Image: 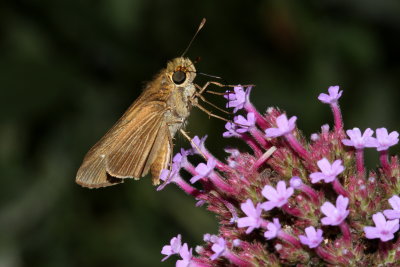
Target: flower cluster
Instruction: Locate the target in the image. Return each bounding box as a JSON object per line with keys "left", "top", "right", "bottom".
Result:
{"left": 159, "top": 85, "right": 400, "bottom": 266}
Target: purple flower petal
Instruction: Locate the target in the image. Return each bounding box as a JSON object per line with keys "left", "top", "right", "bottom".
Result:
{"left": 223, "top": 122, "right": 240, "bottom": 138}
{"left": 261, "top": 181, "right": 293, "bottom": 211}
{"left": 264, "top": 218, "right": 281, "bottom": 240}
{"left": 210, "top": 237, "right": 226, "bottom": 260}
{"left": 224, "top": 86, "right": 252, "bottom": 113}
{"left": 190, "top": 157, "right": 217, "bottom": 184}
{"left": 384, "top": 195, "right": 400, "bottom": 219}
{"left": 161, "top": 234, "right": 182, "bottom": 261}
{"left": 234, "top": 113, "right": 256, "bottom": 134}
{"left": 318, "top": 85, "right": 343, "bottom": 104}
{"left": 176, "top": 243, "right": 193, "bottom": 267}
{"left": 237, "top": 199, "right": 263, "bottom": 234}
{"left": 342, "top": 128, "right": 375, "bottom": 149}
{"left": 310, "top": 158, "right": 344, "bottom": 184}
{"left": 265, "top": 114, "right": 297, "bottom": 138}
{"left": 372, "top": 128, "right": 399, "bottom": 151}
{"left": 320, "top": 195, "right": 349, "bottom": 226}
{"left": 299, "top": 226, "right": 324, "bottom": 248}
{"left": 364, "top": 212, "right": 399, "bottom": 242}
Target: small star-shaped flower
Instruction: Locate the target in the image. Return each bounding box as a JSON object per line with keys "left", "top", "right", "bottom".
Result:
{"left": 265, "top": 114, "right": 297, "bottom": 138}
{"left": 176, "top": 243, "right": 193, "bottom": 267}
{"left": 237, "top": 199, "right": 263, "bottom": 234}
{"left": 191, "top": 135, "right": 208, "bottom": 154}
{"left": 264, "top": 218, "right": 282, "bottom": 240}
{"left": 320, "top": 195, "right": 349, "bottom": 226}
{"left": 383, "top": 195, "right": 400, "bottom": 220}
{"left": 161, "top": 234, "right": 182, "bottom": 261}
{"left": 224, "top": 85, "right": 251, "bottom": 113}
{"left": 371, "top": 128, "right": 399, "bottom": 151}
{"left": 342, "top": 128, "right": 375, "bottom": 149}
{"left": 234, "top": 112, "right": 256, "bottom": 133}
{"left": 190, "top": 157, "right": 217, "bottom": 184}
{"left": 364, "top": 212, "right": 399, "bottom": 242}
{"left": 223, "top": 122, "right": 240, "bottom": 138}
{"left": 318, "top": 85, "right": 343, "bottom": 104}
{"left": 310, "top": 158, "right": 344, "bottom": 183}
{"left": 261, "top": 181, "right": 294, "bottom": 211}
{"left": 210, "top": 237, "right": 226, "bottom": 260}
{"left": 299, "top": 226, "right": 324, "bottom": 248}
{"left": 157, "top": 163, "right": 181, "bottom": 191}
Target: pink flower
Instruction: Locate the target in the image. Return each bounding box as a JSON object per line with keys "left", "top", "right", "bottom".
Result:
{"left": 371, "top": 128, "right": 399, "bottom": 151}
{"left": 176, "top": 243, "right": 193, "bottom": 267}
{"left": 318, "top": 85, "right": 343, "bottom": 104}
{"left": 237, "top": 199, "right": 263, "bottom": 234}
{"left": 157, "top": 163, "right": 181, "bottom": 191}
{"left": 261, "top": 181, "right": 294, "bottom": 211}
{"left": 223, "top": 122, "right": 240, "bottom": 138}
{"left": 264, "top": 218, "right": 281, "bottom": 240}
{"left": 234, "top": 113, "right": 255, "bottom": 133}
{"left": 190, "top": 157, "right": 217, "bottom": 184}
{"left": 364, "top": 212, "right": 399, "bottom": 242}
{"left": 299, "top": 226, "right": 324, "bottom": 248}
{"left": 161, "top": 234, "right": 182, "bottom": 261}
{"left": 383, "top": 195, "right": 400, "bottom": 219}
{"left": 265, "top": 114, "right": 297, "bottom": 138}
{"left": 210, "top": 237, "right": 226, "bottom": 260}
{"left": 310, "top": 158, "right": 344, "bottom": 183}
{"left": 224, "top": 86, "right": 251, "bottom": 113}
{"left": 341, "top": 128, "right": 375, "bottom": 149}
{"left": 191, "top": 135, "right": 208, "bottom": 155}
{"left": 320, "top": 195, "right": 349, "bottom": 226}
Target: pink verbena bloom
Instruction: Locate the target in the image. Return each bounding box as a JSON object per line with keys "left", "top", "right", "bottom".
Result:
{"left": 161, "top": 234, "right": 182, "bottom": 261}
{"left": 261, "top": 181, "right": 294, "bottom": 211}
{"left": 371, "top": 128, "right": 399, "bottom": 151}
{"left": 341, "top": 128, "right": 375, "bottom": 149}
{"left": 265, "top": 114, "right": 297, "bottom": 138}
{"left": 264, "top": 218, "right": 281, "bottom": 240}
{"left": 173, "top": 148, "right": 193, "bottom": 167}
{"left": 237, "top": 199, "right": 263, "bottom": 234}
{"left": 383, "top": 195, "right": 400, "bottom": 219}
{"left": 310, "top": 158, "right": 344, "bottom": 183}
{"left": 191, "top": 135, "right": 207, "bottom": 154}
{"left": 223, "top": 122, "right": 240, "bottom": 137}
{"left": 364, "top": 212, "right": 399, "bottom": 242}
{"left": 210, "top": 237, "right": 226, "bottom": 260}
{"left": 176, "top": 243, "right": 193, "bottom": 267}
{"left": 299, "top": 226, "right": 324, "bottom": 248}
{"left": 318, "top": 85, "right": 343, "bottom": 104}
{"left": 190, "top": 157, "right": 217, "bottom": 184}
{"left": 157, "top": 163, "right": 181, "bottom": 191}
{"left": 320, "top": 195, "right": 349, "bottom": 226}
{"left": 224, "top": 85, "right": 250, "bottom": 113}
{"left": 234, "top": 112, "right": 255, "bottom": 133}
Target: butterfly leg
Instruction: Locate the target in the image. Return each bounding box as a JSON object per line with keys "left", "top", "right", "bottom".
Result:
{"left": 179, "top": 129, "right": 207, "bottom": 160}
{"left": 195, "top": 92, "right": 231, "bottom": 115}
{"left": 192, "top": 102, "right": 232, "bottom": 124}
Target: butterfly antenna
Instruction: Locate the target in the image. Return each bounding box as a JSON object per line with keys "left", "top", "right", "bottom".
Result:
{"left": 181, "top": 18, "right": 206, "bottom": 57}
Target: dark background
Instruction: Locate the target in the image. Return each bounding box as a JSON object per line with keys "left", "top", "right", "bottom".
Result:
{"left": 1, "top": 1, "right": 400, "bottom": 266}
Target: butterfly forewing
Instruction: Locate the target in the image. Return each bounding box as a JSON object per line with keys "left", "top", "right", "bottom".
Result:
{"left": 106, "top": 103, "right": 167, "bottom": 179}
{"left": 76, "top": 99, "right": 169, "bottom": 188}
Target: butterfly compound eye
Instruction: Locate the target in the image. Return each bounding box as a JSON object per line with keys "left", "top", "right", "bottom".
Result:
{"left": 172, "top": 71, "right": 186, "bottom": 85}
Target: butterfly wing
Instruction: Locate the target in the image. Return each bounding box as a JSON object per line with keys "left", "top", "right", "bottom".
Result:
{"left": 76, "top": 99, "right": 168, "bottom": 188}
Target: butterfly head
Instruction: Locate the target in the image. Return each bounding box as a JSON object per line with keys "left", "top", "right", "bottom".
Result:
{"left": 167, "top": 57, "right": 197, "bottom": 86}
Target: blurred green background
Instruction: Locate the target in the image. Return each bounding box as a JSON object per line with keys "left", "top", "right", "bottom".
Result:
{"left": 1, "top": 0, "right": 400, "bottom": 266}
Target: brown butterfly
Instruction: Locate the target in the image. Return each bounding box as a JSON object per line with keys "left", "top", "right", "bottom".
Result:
{"left": 76, "top": 20, "right": 213, "bottom": 188}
